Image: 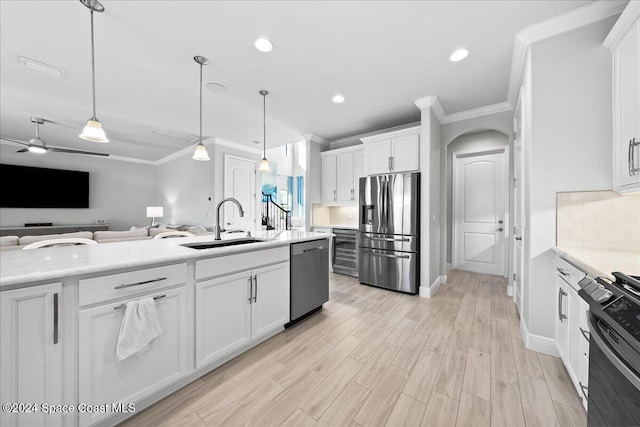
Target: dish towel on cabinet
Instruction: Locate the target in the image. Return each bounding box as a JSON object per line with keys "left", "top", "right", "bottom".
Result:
{"left": 115, "top": 297, "right": 163, "bottom": 362}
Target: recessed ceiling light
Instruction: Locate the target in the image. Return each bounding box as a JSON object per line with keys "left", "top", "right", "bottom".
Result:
{"left": 19, "top": 56, "right": 66, "bottom": 77}
{"left": 332, "top": 94, "right": 345, "bottom": 104}
{"left": 450, "top": 48, "right": 469, "bottom": 62}
{"left": 254, "top": 38, "right": 273, "bottom": 53}
{"left": 206, "top": 82, "right": 227, "bottom": 93}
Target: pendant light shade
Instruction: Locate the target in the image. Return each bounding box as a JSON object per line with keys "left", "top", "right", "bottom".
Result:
{"left": 192, "top": 55, "right": 211, "bottom": 161}
{"left": 79, "top": 0, "right": 108, "bottom": 143}
{"left": 259, "top": 90, "right": 271, "bottom": 172}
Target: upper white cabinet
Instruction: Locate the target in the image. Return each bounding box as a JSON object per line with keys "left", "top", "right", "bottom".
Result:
{"left": 605, "top": 3, "right": 640, "bottom": 193}
{"left": 1, "top": 283, "right": 63, "bottom": 427}
{"left": 361, "top": 126, "right": 420, "bottom": 175}
{"left": 321, "top": 146, "right": 364, "bottom": 205}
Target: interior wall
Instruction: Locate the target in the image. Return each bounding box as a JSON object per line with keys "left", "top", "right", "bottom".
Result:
{"left": 428, "top": 109, "right": 442, "bottom": 286}
{"left": 526, "top": 16, "right": 616, "bottom": 340}
{"left": 446, "top": 130, "right": 510, "bottom": 264}
{"left": 0, "top": 140, "right": 157, "bottom": 230}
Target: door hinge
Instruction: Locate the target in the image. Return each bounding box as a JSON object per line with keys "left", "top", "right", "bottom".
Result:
{"left": 513, "top": 177, "right": 517, "bottom": 188}
{"left": 513, "top": 273, "right": 517, "bottom": 282}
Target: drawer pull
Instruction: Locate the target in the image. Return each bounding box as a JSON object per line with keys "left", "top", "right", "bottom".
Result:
{"left": 113, "top": 294, "right": 166, "bottom": 310}
{"left": 115, "top": 277, "right": 167, "bottom": 289}
{"left": 53, "top": 293, "right": 59, "bottom": 345}
{"left": 580, "top": 327, "right": 590, "bottom": 342}
{"left": 303, "top": 246, "right": 324, "bottom": 253}
{"left": 556, "top": 267, "right": 569, "bottom": 277}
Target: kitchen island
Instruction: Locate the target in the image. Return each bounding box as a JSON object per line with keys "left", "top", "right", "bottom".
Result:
{"left": 0, "top": 231, "right": 330, "bottom": 427}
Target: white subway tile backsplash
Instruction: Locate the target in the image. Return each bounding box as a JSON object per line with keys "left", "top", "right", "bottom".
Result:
{"left": 557, "top": 191, "right": 640, "bottom": 252}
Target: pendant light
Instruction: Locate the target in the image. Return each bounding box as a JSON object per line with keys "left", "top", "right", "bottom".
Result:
{"left": 192, "top": 55, "right": 211, "bottom": 161}
{"left": 78, "top": 0, "right": 109, "bottom": 143}
{"left": 258, "top": 90, "right": 271, "bottom": 172}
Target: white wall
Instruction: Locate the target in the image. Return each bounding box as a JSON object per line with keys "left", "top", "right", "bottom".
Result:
{"left": 524, "top": 16, "right": 616, "bottom": 340}
{"left": 157, "top": 141, "right": 260, "bottom": 228}
{"left": 446, "top": 131, "right": 510, "bottom": 264}
{"left": 428, "top": 110, "right": 442, "bottom": 286}
{"left": 0, "top": 140, "right": 157, "bottom": 230}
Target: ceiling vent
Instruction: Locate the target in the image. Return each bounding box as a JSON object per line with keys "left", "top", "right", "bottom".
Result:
{"left": 151, "top": 128, "right": 201, "bottom": 143}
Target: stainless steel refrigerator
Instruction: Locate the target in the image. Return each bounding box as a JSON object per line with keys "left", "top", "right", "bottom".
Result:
{"left": 358, "top": 173, "right": 419, "bottom": 294}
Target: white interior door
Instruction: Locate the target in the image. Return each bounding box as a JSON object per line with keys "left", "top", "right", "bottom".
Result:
{"left": 224, "top": 155, "right": 256, "bottom": 230}
{"left": 513, "top": 92, "right": 526, "bottom": 312}
{"left": 453, "top": 150, "right": 507, "bottom": 275}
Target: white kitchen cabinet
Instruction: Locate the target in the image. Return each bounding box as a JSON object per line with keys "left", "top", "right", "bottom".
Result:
{"left": 605, "top": 4, "right": 640, "bottom": 193}
{"left": 251, "top": 262, "right": 290, "bottom": 339}
{"left": 321, "top": 146, "right": 364, "bottom": 205}
{"left": 0, "top": 283, "right": 63, "bottom": 427}
{"left": 554, "top": 255, "right": 590, "bottom": 410}
{"left": 322, "top": 154, "right": 337, "bottom": 203}
{"left": 79, "top": 286, "right": 188, "bottom": 426}
{"left": 361, "top": 126, "right": 420, "bottom": 175}
{"left": 195, "top": 271, "right": 252, "bottom": 368}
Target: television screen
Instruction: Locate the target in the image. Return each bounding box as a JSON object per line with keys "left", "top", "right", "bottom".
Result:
{"left": 0, "top": 164, "right": 89, "bottom": 208}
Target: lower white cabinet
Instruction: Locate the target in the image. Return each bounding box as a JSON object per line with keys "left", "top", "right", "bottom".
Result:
{"left": 555, "top": 256, "right": 590, "bottom": 410}
{"left": 78, "top": 286, "right": 188, "bottom": 426}
{"left": 0, "top": 283, "right": 63, "bottom": 427}
{"left": 195, "top": 261, "right": 289, "bottom": 368}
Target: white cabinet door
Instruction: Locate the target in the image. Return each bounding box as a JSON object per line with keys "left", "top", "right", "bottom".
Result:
{"left": 322, "top": 155, "right": 337, "bottom": 203}
{"left": 566, "top": 286, "right": 582, "bottom": 390}
{"left": 79, "top": 286, "right": 188, "bottom": 426}
{"left": 251, "top": 262, "right": 290, "bottom": 339}
{"left": 367, "top": 140, "right": 392, "bottom": 175}
{"left": 614, "top": 19, "right": 640, "bottom": 191}
{"left": 1, "top": 283, "right": 62, "bottom": 427}
{"left": 555, "top": 278, "right": 569, "bottom": 362}
{"left": 336, "top": 152, "right": 355, "bottom": 203}
{"left": 391, "top": 134, "right": 420, "bottom": 172}
{"left": 195, "top": 272, "right": 252, "bottom": 368}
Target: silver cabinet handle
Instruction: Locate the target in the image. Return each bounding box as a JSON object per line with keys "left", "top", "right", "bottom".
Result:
{"left": 248, "top": 276, "right": 253, "bottom": 304}
{"left": 303, "top": 246, "right": 324, "bottom": 252}
{"left": 113, "top": 294, "right": 166, "bottom": 310}
{"left": 580, "top": 327, "right": 590, "bottom": 342}
{"left": 366, "top": 236, "right": 410, "bottom": 242}
{"left": 556, "top": 268, "right": 569, "bottom": 277}
{"left": 390, "top": 156, "right": 394, "bottom": 170}
{"left": 558, "top": 288, "right": 567, "bottom": 321}
{"left": 362, "top": 249, "right": 410, "bottom": 259}
{"left": 115, "top": 277, "right": 167, "bottom": 289}
{"left": 388, "top": 156, "right": 392, "bottom": 171}
{"left": 579, "top": 382, "right": 588, "bottom": 400}
{"left": 53, "top": 293, "right": 59, "bottom": 345}
{"left": 253, "top": 275, "right": 258, "bottom": 303}
{"left": 631, "top": 137, "right": 640, "bottom": 175}
{"left": 333, "top": 189, "right": 336, "bottom": 201}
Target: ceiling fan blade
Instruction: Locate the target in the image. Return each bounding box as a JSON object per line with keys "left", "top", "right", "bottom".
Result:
{"left": 2, "top": 138, "right": 30, "bottom": 147}
{"left": 47, "top": 146, "right": 110, "bottom": 157}
{"left": 15, "top": 148, "right": 29, "bottom": 153}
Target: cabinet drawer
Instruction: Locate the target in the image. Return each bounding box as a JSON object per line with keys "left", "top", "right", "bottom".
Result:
{"left": 79, "top": 263, "right": 187, "bottom": 307}
{"left": 554, "top": 256, "right": 585, "bottom": 291}
{"left": 196, "top": 247, "right": 288, "bottom": 281}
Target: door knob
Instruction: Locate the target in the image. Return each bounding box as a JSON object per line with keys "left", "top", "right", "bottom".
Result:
{"left": 495, "top": 228, "right": 504, "bottom": 232}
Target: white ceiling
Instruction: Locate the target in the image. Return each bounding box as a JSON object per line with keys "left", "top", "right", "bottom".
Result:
{"left": 0, "top": 0, "right": 593, "bottom": 162}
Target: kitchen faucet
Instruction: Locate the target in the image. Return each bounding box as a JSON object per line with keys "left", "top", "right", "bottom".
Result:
{"left": 215, "top": 198, "right": 245, "bottom": 240}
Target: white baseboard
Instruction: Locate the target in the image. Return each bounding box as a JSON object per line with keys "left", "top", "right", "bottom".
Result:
{"left": 520, "top": 317, "right": 559, "bottom": 357}
{"left": 419, "top": 275, "right": 445, "bottom": 298}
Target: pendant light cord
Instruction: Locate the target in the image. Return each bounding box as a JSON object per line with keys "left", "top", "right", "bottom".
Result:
{"left": 263, "top": 93, "right": 266, "bottom": 158}
{"left": 90, "top": 8, "right": 96, "bottom": 119}
{"left": 199, "top": 62, "right": 203, "bottom": 144}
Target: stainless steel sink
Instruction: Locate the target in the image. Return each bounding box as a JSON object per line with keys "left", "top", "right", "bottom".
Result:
{"left": 181, "top": 238, "right": 267, "bottom": 250}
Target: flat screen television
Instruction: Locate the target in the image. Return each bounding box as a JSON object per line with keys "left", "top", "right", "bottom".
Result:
{"left": 0, "top": 164, "right": 89, "bottom": 208}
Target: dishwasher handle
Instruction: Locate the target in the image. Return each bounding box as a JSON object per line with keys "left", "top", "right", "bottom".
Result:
{"left": 303, "top": 246, "right": 324, "bottom": 253}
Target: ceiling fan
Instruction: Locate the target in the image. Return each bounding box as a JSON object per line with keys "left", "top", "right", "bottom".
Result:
{"left": 3, "top": 117, "right": 110, "bottom": 157}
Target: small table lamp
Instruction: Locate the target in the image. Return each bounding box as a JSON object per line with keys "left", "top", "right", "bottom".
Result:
{"left": 146, "top": 206, "right": 164, "bottom": 226}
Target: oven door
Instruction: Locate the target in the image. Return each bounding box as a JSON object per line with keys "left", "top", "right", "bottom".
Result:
{"left": 587, "top": 315, "right": 640, "bottom": 427}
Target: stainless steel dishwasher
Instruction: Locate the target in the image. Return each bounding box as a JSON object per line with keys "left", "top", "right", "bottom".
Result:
{"left": 289, "top": 238, "right": 329, "bottom": 325}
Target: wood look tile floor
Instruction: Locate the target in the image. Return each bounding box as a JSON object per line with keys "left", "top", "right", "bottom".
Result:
{"left": 121, "top": 271, "right": 586, "bottom": 427}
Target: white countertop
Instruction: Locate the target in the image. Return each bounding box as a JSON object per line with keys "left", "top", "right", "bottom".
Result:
{"left": 0, "top": 231, "right": 331, "bottom": 290}
{"left": 553, "top": 247, "right": 640, "bottom": 280}
{"left": 312, "top": 224, "right": 359, "bottom": 230}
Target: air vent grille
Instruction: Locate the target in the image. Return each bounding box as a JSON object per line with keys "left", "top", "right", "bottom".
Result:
{"left": 151, "top": 128, "right": 200, "bottom": 143}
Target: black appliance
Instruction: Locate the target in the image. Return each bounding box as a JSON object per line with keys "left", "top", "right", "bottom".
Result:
{"left": 579, "top": 272, "right": 640, "bottom": 427}
{"left": 0, "top": 164, "right": 89, "bottom": 208}
{"left": 332, "top": 228, "right": 358, "bottom": 277}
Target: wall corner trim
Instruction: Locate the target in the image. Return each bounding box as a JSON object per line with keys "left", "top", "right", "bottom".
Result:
{"left": 415, "top": 96, "right": 445, "bottom": 124}
{"left": 303, "top": 133, "right": 330, "bottom": 146}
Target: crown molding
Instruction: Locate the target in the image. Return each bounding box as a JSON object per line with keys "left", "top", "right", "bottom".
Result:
{"left": 108, "top": 155, "right": 157, "bottom": 165}
{"left": 302, "top": 133, "right": 330, "bottom": 146}
{"left": 155, "top": 137, "right": 215, "bottom": 165}
{"left": 415, "top": 96, "right": 446, "bottom": 123}
{"left": 441, "top": 101, "right": 513, "bottom": 124}
{"left": 507, "top": 0, "right": 627, "bottom": 106}
{"left": 604, "top": 0, "right": 640, "bottom": 48}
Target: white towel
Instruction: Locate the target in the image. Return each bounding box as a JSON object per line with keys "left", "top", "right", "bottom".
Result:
{"left": 115, "top": 297, "right": 163, "bottom": 362}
